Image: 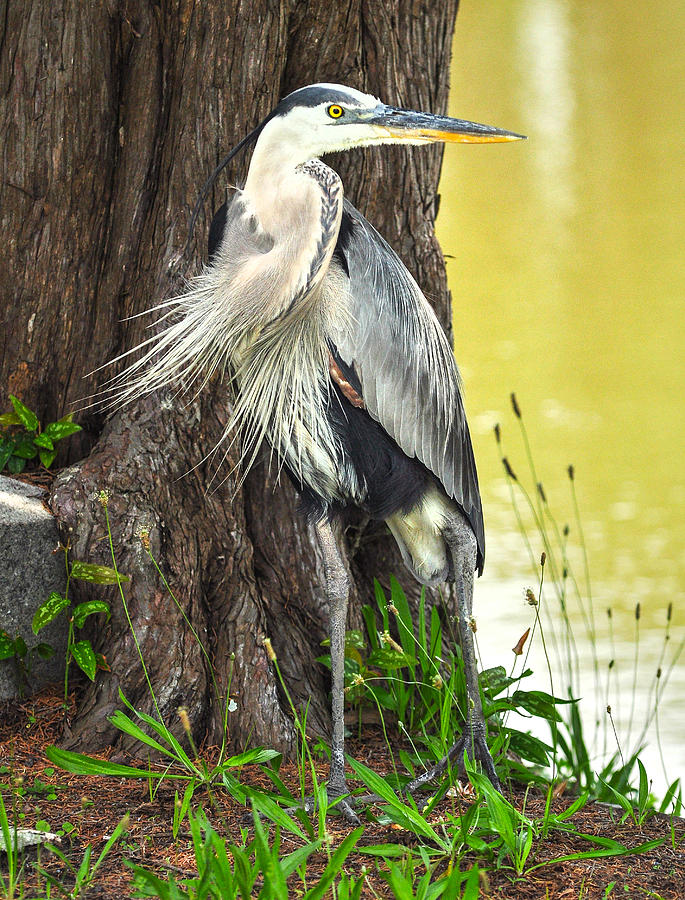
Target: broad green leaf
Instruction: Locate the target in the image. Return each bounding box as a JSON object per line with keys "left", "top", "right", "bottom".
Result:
{"left": 33, "top": 433, "right": 54, "bottom": 450}
{"left": 10, "top": 395, "right": 39, "bottom": 431}
{"left": 510, "top": 689, "right": 567, "bottom": 722}
{"left": 508, "top": 728, "right": 552, "bottom": 766}
{"left": 45, "top": 745, "right": 175, "bottom": 780}
{"left": 42, "top": 416, "right": 82, "bottom": 441}
{"left": 70, "top": 640, "right": 97, "bottom": 681}
{"left": 368, "top": 647, "right": 415, "bottom": 669}
{"left": 7, "top": 453, "right": 28, "bottom": 472}
{"left": 108, "top": 710, "right": 185, "bottom": 762}
{"left": 33, "top": 592, "right": 70, "bottom": 633}
{"left": 358, "top": 843, "right": 415, "bottom": 858}
{"left": 226, "top": 747, "right": 281, "bottom": 767}
{"left": 249, "top": 792, "right": 308, "bottom": 840}
{"left": 14, "top": 635, "right": 27, "bottom": 657}
{"left": 0, "top": 412, "right": 22, "bottom": 426}
{"left": 72, "top": 600, "right": 111, "bottom": 628}
{"left": 70, "top": 561, "right": 130, "bottom": 584}
{"left": 349, "top": 758, "right": 447, "bottom": 846}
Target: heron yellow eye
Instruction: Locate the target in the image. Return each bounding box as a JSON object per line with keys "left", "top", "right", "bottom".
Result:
{"left": 327, "top": 104, "right": 344, "bottom": 119}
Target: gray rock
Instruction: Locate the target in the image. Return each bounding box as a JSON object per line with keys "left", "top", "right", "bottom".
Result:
{"left": 0, "top": 475, "right": 68, "bottom": 700}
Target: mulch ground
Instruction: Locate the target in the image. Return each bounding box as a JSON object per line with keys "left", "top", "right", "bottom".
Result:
{"left": 1, "top": 688, "right": 683, "bottom": 899}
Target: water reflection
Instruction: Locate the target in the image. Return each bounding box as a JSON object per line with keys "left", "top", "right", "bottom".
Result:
{"left": 437, "top": 0, "right": 685, "bottom": 791}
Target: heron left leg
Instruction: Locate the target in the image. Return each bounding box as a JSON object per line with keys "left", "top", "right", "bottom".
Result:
{"left": 405, "top": 513, "right": 501, "bottom": 794}
{"left": 315, "top": 519, "right": 360, "bottom": 824}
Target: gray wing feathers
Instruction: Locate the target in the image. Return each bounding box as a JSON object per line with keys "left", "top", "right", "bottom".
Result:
{"left": 331, "top": 201, "right": 483, "bottom": 545}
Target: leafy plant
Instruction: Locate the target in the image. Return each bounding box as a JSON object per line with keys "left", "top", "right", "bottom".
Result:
{"left": 30, "top": 544, "right": 123, "bottom": 706}
{"left": 128, "top": 805, "right": 362, "bottom": 899}
{"left": 0, "top": 395, "right": 81, "bottom": 473}
{"left": 38, "top": 814, "right": 130, "bottom": 899}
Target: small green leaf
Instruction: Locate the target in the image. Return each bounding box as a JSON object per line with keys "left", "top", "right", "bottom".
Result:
{"left": 33, "top": 433, "right": 54, "bottom": 450}
{"left": 12, "top": 437, "right": 38, "bottom": 459}
{"left": 0, "top": 412, "right": 22, "bottom": 427}
{"left": 0, "top": 630, "right": 17, "bottom": 660}
{"left": 70, "top": 640, "right": 97, "bottom": 681}
{"left": 7, "top": 455, "right": 26, "bottom": 474}
{"left": 13, "top": 635, "right": 28, "bottom": 658}
{"left": 72, "top": 600, "right": 111, "bottom": 629}
{"left": 0, "top": 441, "right": 14, "bottom": 471}
{"left": 31, "top": 642, "right": 55, "bottom": 660}
{"left": 70, "top": 561, "right": 130, "bottom": 584}
{"left": 39, "top": 448, "right": 57, "bottom": 468}
{"left": 9, "top": 396, "right": 39, "bottom": 431}
{"left": 33, "top": 592, "right": 70, "bottom": 633}
{"left": 35, "top": 820, "right": 51, "bottom": 832}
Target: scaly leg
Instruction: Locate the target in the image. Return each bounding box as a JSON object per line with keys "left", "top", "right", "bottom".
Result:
{"left": 315, "top": 520, "right": 360, "bottom": 824}
{"left": 405, "top": 513, "right": 501, "bottom": 794}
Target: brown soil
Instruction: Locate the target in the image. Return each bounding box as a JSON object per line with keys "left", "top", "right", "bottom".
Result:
{"left": 1, "top": 687, "right": 683, "bottom": 899}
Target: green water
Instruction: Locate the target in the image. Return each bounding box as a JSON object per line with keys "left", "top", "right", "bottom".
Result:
{"left": 437, "top": 1, "right": 685, "bottom": 790}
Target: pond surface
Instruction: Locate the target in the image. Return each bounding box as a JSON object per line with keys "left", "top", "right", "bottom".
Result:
{"left": 436, "top": 0, "right": 685, "bottom": 793}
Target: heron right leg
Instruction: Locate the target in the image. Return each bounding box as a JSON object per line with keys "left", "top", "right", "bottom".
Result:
{"left": 405, "top": 514, "right": 501, "bottom": 794}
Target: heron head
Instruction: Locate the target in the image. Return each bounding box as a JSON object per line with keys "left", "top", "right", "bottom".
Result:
{"left": 257, "top": 83, "right": 525, "bottom": 162}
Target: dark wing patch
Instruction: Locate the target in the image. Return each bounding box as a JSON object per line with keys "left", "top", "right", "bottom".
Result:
{"left": 330, "top": 202, "right": 485, "bottom": 570}
{"left": 208, "top": 202, "right": 228, "bottom": 261}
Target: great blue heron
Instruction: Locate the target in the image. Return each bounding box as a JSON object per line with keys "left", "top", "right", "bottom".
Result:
{"left": 108, "top": 83, "right": 524, "bottom": 822}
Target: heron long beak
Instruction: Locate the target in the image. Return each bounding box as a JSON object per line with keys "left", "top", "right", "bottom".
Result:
{"left": 367, "top": 105, "right": 525, "bottom": 144}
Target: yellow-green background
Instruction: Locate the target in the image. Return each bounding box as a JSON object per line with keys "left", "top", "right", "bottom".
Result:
{"left": 437, "top": 0, "right": 684, "bottom": 789}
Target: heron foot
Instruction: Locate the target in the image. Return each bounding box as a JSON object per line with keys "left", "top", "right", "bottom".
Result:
{"left": 284, "top": 778, "right": 361, "bottom": 826}
{"left": 404, "top": 727, "right": 501, "bottom": 797}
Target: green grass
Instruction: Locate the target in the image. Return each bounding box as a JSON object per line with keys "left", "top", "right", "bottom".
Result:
{"left": 1, "top": 396, "right": 683, "bottom": 898}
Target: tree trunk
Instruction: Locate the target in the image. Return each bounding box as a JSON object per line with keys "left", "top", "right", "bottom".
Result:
{"left": 1, "top": 0, "right": 459, "bottom": 754}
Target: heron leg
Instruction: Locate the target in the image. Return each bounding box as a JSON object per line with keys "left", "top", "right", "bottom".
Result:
{"left": 315, "top": 519, "right": 360, "bottom": 824}
{"left": 405, "top": 514, "right": 501, "bottom": 795}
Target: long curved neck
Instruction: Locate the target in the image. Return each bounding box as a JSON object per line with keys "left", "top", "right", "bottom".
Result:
{"left": 242, "top": 146, "right": 344, "bottom": 309}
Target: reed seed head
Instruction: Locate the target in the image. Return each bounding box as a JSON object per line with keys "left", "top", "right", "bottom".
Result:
{"left": 563, "top": 524, "right": 570, "bottom": 537}
{"left": 608, "top": 659, "right": 614, "bottom": 669}
{"left": 537, "top": 482, "right": 547, "bottom": 503}
{"left": 635, "top": 602, "right": 641, "bottom": 621}
{"left": 510, "top": 392, "right": 521, "bottom": 418}
{"left": 98, "top": 488, "right": 111, "bottom": 508}
{"left": 567, "top": 465, "right": 575, "bottom": 481}
{"left": 494, "top": 423, "right": 501, "bottom": 445}
{"left": 388, "top": 603, "right": 398, "bottom": 615}
{"left": 656, "top": 667, "right": 662, "bottom": 679}
{"left": 502, "top": 457, "right": 518, "bottom": 481}
{"left": 137, "top": 526, "right": 151, "bottom": 551}
{"left": 262, "top": 636, "right": 277, "bottom": 661}
{"left": 540, "top": 551, "right": 546, "bottom": 568}
{"left": 432, "top": 673, "right": 443, "bottom": 690}
{"left": 525, "top": 588, "right": 538, "bottom": 607}
{"left": 667, "top": 602, "right": 673, "bottom": 622}
{"left": 468, "top": 615, "right": 477, "bottom": 633}
{"left": 381, "top": 631, "right": 403, "bottom": 654}
{"left": 177, "top": 706, "right": 191, "bottom": 735}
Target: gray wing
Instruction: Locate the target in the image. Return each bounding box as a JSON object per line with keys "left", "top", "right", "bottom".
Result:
{"left": 331, "top": 200, "right": 484, "bottom": 563}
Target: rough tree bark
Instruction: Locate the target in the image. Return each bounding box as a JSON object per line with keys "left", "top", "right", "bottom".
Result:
{"left": 1, "top": 0, "right": 460, "bottom": 754}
